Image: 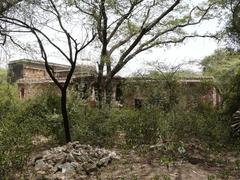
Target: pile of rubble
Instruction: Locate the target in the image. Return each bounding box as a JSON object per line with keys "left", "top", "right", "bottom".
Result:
{"left": 28, "top": 141, "right": 120, "bottom": 179}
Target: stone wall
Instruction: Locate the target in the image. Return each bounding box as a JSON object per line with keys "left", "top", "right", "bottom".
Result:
{"left": 122, "top": 77, "right": 219, "bottom": 108}
{"left": 23, "top": 67, "right": 46, "bottom": 80}
{"left": 18, "top": 82, "right": 60, "bottom": 100}
{"left": 9, "top": 59, "right": 98, "bottom": 101}
{"left": 8, "top": 59, "right": 220, "bottom": 107}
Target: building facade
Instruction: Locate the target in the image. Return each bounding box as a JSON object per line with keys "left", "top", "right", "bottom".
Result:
{"left": 8, "top": 59, "right": 220, "bottom": 107}
{"left": 8, "top": 59, "right": 123, "bottom": 106}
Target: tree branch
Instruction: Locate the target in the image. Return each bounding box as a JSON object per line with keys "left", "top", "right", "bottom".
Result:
{"left": 107, "top": 1, "right": 142, "bottom": 43}
{"left": 117, "top": 0, "right": 181, "bottom": 66}
{"left": 111, "top": 34, "right": 217, "bottom": 78}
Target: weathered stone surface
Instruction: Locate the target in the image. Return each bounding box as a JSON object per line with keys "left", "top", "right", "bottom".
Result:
{"left": 28, "top": 141, "right": 120, "bottom": 179}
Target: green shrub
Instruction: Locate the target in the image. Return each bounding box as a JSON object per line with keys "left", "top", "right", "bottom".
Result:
{"left": 118, "top": 108, "right": 165, "bottom": 147}
{"left": 0, "top": 86, "right": 62, "bottom": 177}
{"left": 67, "top": 91, "right": 118, "bottom": 147}
{"left": 12, "top": 88, "right": 62, "bottom": 140}
{"left": 0, "top": 84, "right": 31, "bottom": 177}
{"left": 0, "top": 81, "right": 239, "bottom": 178}
{"left": 169, "top": 107, "right": 232, "bottom": 148}
{"left": 0, "top": 115, "right": 32, "bottom": 177}
{"left": 0, "top": 84, "right": 19, "bottom": 120}
{"left": 70, "top": 106, "right": 118, "bottom": 147}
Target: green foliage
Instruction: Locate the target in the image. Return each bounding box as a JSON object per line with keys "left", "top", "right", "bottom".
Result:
{"left": 0, "top": 77, "right": 239, "bottom": 178}
{"left": 0, "top": 68, "right": 7, "bottom": 83}
{"left": 0, "top": 84, "right": 19, "bottom": 119}
{"left": 202, "top": 49, "right": 240, "bottom": 79}
{"left": 0, "top": 86, "right": 61, "bottom": 177}
{"left": 225, "top": 0, "right": 240, "bottom": 49}
{"left": 0, "top": 115, "right": 32, "bottom": 177}
{"left": 221, "top": 70, "right": 240, "bottom": 115}
{"left": 12, "top": 87, "right": 62, "bottom": 138}
{"left": 70, "top": 107, "right": 118, "bottom": 147}
{"left": 118, "top": 108, "right": 162, "bottom": 147}
{"left": 67, "top": 88, "right": 230, "bottom": 149}
{"left": 0, "top": 84, "right": 30, "bottom": 177}
{"left": 170, "top": 106, "right": 232, "bottom": 147}
{"left": 68, "top": 91, "right": 118, "bottom": 147}
{"left": 201, "top": 49, "right": 240, "bottom": 112}
{"left": 123, "top": 72, "right": 215, "bottom": 112}
{"left": 103, "top": 103, "right": 234, "bottom": 149}
{"left": 122, "top": 75, "right": 180, "bottom": 111}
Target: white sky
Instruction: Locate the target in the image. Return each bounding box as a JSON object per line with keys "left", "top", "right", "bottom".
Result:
{"left": 79, "top": 13, "right": 224, "bottom": 76}
{"left": 0, "top": 0, "right": 226, "bottom": 76}
{"left": 119, "top": 36, "right": 221, "bottom": 76}
{"left": 119, "top": 17, "right": 224, "bottom": 76}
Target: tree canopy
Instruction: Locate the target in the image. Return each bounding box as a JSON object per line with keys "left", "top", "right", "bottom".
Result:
{"left": 225, "top": 0, "right": 240, "bottom": 48}
{"left": 201, "top": 48, "right": 240, "bottom": 111}
{"left": 202, "top": 48, "right": 240, "bottom": 78}
{"left": 71, "top": 0, "right": 219, "bottom": 105}
{"left": 0, "top": 0, "right": 22, "bottom": 15}
{"left": 0, "top": 0, "right": 95, "bottom": 142}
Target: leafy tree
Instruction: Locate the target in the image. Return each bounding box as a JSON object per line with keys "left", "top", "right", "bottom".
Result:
{"left": 201, "top": 48, "right": 240, "bottom": 108}
{"left": 202, "top": 48, "right": 240, "bottom": 76}
{"left": 146, "top": 62, "right": 182, "bottom": 110}
{"left": 225, "top": 0, "right": 240, "bottom": 49}
{"left": 0, "top": 0, "right": 23, "bottom": 45}
{"left": 0, "top": 0, "right": 23, "bottom": 15}
{"left": 73, "top": 0, "right": 219, "bottom": 106}
{"left": 0, "top": 68, "right": 7, "bottom": 83}
{"left": 0, "top": 0, "right": 95, "bottom": 143}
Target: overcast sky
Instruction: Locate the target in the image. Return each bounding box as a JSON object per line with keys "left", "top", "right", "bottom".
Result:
{"left": 0, "top": 34, "right": 221, "bottom": 76}
{"left": 118, "top": 17, "right": 224, "bottom": 76}
{"left": 0, "top": 0, "right": 225, "bottom": 76}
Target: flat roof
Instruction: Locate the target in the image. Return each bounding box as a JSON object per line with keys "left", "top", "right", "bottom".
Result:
{"left": 8, "top": 59, "right": 70, "bottom": 68}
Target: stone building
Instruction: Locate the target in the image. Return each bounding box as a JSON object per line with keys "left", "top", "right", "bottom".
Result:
{"left": 8, "top": 59, "right": 122, "bottom": 105}
{"left": 8, "top": 59, "right": 220, "bottom": 107}
{"left": 121, "top": 76, "right": 220, "bottom": 108}
{"left": 9, "top": 60, "right": 62, "bottom": 99}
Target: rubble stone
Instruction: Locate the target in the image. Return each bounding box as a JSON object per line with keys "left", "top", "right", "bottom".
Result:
{"left": 28, "top": 141, "right": 120, "bottom": 179}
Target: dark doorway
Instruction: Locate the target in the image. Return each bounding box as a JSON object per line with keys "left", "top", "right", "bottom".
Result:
{"left": 20, "top": 87, "right": 25, "bottom": 99}
{"left": 116, "top": 84, "right": 123, "bottom": 101}
{"left": 135, "top": 99, "right": 143, "bottom": 109}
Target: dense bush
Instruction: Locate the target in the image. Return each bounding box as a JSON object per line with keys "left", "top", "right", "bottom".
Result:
{"left": 118, "top": 108, "right": 163, "bottom": 147}
{"left": 67, "top": 87, "right": 237, "bottom": 149}
{"left": 169, "top": 106, "right": 232, "bottom": 148}
{"left": 0, "top": 84, "right": 19, "bottom": 119}
{"left": 0, "top": 80, "right": 239, "bottom": 178}
{"left": 0, "top": 84, "right": 30, "bottom": 177}
{"left": 0, "top": 115, "right": 32, "bottom": 176}
{"left": 68, "top": 92, "right": 118, "bottom": 147}
{"left": 115, "top": 105, "right": 234, "bottom": 149}
{"left": 0, "top": 86, "right": 61, "bottom": 177}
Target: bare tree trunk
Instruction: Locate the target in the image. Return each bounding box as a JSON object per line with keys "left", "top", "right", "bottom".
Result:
{"left": 97, "top": 64, "right": 104, "bottom": 108}
{"left": 61, "top": 88, "right": 71, "bottom": 143}
{"left": 105, "top": 80, "right": 112, "bottom": 106}
{"left": 105, "top": 57, "right": 112, "bottom": 106}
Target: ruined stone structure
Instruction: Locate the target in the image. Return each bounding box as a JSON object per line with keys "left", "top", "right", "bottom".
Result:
{"left": 8, "top": 59, "right": 122, "bottom": 105}
{"left": 8, "top": 59, "right": 71, "bottom": 99}
{"left": 8, "top": 59, "right": 220, "bottom": 107}
{"left": 122, "top": 77, "right": 220, "bottom": 108}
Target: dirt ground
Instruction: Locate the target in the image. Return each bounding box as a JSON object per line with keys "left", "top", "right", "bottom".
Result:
{"left": 19, "top": 141, "right": 240, "bottom": 180}
{"left": 92, "top": 148, "right": 240, "bottom": 180}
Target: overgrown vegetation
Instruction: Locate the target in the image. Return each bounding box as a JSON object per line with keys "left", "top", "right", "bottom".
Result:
{"left": 1, "top": 65, "right": 240, "bottom": 178}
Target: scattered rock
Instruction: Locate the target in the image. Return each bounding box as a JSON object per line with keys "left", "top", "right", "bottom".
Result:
{"left": 28, "top": 141, "right": 120, "bottom": 179}
{"left": 32, "top": 135, "right": 50, "bottom": 145}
